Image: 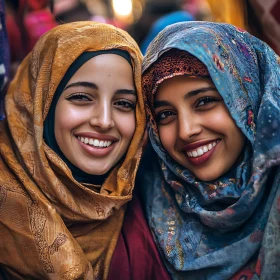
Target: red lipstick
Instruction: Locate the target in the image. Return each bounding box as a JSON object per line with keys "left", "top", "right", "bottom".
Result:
{"left": 180, "top": 139, "right": 220, "bottom": 152}
{"left": 187, "top": 145, "right": 217, "bottom": 165}
{"left": 182, "top": 139, "right": 221, "bottom": 166}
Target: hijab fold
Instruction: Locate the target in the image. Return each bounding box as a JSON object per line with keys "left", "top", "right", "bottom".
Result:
{"left": 0, "top": 21, "right": 145, "bottom": 279}
{"left": 141, "top": 21, "right": 280, "bottom": 280}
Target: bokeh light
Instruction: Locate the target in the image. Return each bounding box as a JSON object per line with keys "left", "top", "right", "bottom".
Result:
{"left": 112, "top": 0, "right": 133, "bottom": 17}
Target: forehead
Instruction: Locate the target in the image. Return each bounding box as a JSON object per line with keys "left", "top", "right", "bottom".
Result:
{"left": 74, "top": 54, "right": 131, "bottom": 73}
{"left": 66, "top": 54, "right": 134, "bottom": 85}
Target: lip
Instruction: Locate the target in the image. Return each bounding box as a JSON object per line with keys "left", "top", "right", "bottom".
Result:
{"left": 76, "top": 136, "right": 116, "bottom": 157}
{"left": 180, "top": 138, "right": 221, "bottom": 152}
{"left": 74, "top": 132, "right": 118, "bottom": 142}
{"left": 184, "top": 139, "right": 221, "bottom": 166}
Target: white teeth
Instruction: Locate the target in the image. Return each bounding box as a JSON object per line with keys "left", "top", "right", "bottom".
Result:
{"left": 77, "top": 136, "right": 113, "bottom": 148}
{"left": 187, "top": 141, "right": 219, "bottom": 158}
{"left": 192, "top": 151, "right": 198, "bottom": 157}
{"left": 197, "top": 148, "right": 203, "bottom": 156}
{"left": 93, "top": 139, "right": 99, "bottom": 146}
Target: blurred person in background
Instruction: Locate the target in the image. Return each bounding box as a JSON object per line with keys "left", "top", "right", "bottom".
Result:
{"left": 0, "top": 0, "right": 10, "bottom": 120}
{"left": 128, "top": 1, "right": 183, "bottom": 51}
{"left": 207, "top": 0, "right": 280, "bottom": 55}
{"left": 207, "top": 0, "right": 247, "bottom": 29}
{"left": 245, "top": 0, "right": 280, "bottom": 55}
{"left": 181, "top": 0, "right": 212, "bottom": 21}
{"left": 5, "top": 0, "right": 56, "bottom": 77}
{"left": 140, "top": 10, "right": 194, "bottom": 54}
{"left": 54, "top": 0, "right": 92, "bottom": 23}
{"left": 128, "top": 0, "right": 212, "bottom": 54}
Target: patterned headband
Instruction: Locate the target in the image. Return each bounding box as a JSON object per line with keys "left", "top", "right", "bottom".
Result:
{"left": 142, "top": 48, "right": 209, "bottom": 105}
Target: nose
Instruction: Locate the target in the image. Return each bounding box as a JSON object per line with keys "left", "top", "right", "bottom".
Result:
{"left": 89, "top": 100, "right": 114, "bottom": 130}
{"left": 177, "top": 111, "right": 202, "bottom": 141}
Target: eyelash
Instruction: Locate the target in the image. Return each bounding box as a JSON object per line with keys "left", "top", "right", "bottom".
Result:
{"left": 196, "top": 96, "right": 219, "bottom": 107}
{"left": 66, "top": 93, "right": 91, "bottom": 101}
{"left": 114, "top": 99, "right": 135, "bottom": 110}
{"left": 155, "top": 111, "right": 175, "bottom": 123}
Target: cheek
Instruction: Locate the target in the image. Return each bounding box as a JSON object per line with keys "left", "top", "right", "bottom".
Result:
{"left": 207, "top": 108, "right": 246, "bottom": 154}
{"left": 229, "top": 123, "right": 246, "bottom": 152}
{"left": 116, "top": 114, "right": 136, "bottom": 141}
{"left": 204, "top": 107, "right": 234, "bottom": 133}
{"left": 159, "top": 125, "right": 176, "bottom": 151}
{"left": 55, "top": 104, "right": 87, "bottom": 132}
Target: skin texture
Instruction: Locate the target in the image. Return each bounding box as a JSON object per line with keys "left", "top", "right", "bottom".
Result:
{"left": 55, "top": 54, "right": 137, "bottom": 175}
{"left": 154, "top": 76, "right": 246, "bottom": 181}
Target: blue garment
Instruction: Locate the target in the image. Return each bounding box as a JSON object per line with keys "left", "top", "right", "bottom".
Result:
{"left": 141, "top": 22, "right": 280, "bottom": 279}
{"left": 140, "top": 11, "right": 194, "bottom": 54}
{"left": 0, "top": 0, "right": 9, "bottom": 120}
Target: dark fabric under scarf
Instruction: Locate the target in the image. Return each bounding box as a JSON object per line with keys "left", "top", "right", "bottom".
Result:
{"left": 43, "top": 49, "right": 132, "bottom": 185}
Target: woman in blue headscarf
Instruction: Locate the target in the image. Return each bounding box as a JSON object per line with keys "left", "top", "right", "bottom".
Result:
{"left": 140, "top": 21, "right": 280, "bottom": 280}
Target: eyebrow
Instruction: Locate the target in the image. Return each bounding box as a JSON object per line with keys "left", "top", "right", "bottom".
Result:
{"left": 185, "top": 86, "right": 217, "bottom": 99}
{"left": 64, "top": 81, "right": 97, "bottom": 91}
{"left": 115, "top": 89, "right": 136, "bottom": 96}
{"left": 64, "top": 81, "right": 136, "bottom": 96}
{"left": 154, "top": 86, "right": 217, "bottom": 109}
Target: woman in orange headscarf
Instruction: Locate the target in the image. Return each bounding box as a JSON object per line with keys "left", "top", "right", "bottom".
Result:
{"left": 0, "top": 21, "right": 147, "bottom": 279}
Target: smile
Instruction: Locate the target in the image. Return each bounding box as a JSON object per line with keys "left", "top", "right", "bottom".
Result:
{"left": 182, "top": 139, "right": 221, "bottom": 166}
{"left": 187, "top": 140, "right": 219, "bottom": 158}
{"left": 77, "top": 136, "right": 112, "bottom": 148}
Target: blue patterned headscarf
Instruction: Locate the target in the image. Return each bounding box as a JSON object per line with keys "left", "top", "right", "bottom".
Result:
{"left": 141, "top": 21, "right": 280, "bottom": 280}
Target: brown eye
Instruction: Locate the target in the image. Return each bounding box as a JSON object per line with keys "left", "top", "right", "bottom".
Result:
{"left": 196, "top": 96, "right": 219, "bottom": 107}
{"left": 66, "top": 93, "right": 92, "bottom": 101}
{"left": 114, "top": 99, "right": 135, "bottom": 111}
{"left": 155, "top": 110, "right": 175, "bottom": 123}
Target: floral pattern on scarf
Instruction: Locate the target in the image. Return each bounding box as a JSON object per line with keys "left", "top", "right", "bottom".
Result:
{"left": 141, "top": 21, "right": 280, "bottom": 280}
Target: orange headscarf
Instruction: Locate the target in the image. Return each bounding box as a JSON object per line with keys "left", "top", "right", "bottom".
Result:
{"left": 0, "top": 21, "right": 145, "bottom": 279}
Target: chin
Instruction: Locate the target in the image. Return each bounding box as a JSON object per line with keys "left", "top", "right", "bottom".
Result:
{"left": 193, "top": 168, "right": 228, "bottom": 182}
{"left": 194, "top": 174, "right": 217, "bottom": 182}
{"left": 89, "top": 169, "right": 110, "bottom": 176}
{"left": 79, "top": 166, "right": 111, "bottom": 176}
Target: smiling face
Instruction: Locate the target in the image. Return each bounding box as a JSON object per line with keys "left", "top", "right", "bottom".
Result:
{"left": 55, "top": 54, "right": 136, "bottom": 175}
{"left": 154, "top": 75, "right": 246, "bottom": 181}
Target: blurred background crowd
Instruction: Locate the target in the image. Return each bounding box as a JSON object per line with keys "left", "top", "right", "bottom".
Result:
{"left": 0, "top": 0, "right": 280, "bottom": 118}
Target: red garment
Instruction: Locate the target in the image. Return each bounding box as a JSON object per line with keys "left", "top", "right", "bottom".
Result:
{"left": 109, "top": 194, "right": 170, "bottom": 280}
{"left": 27, "top": 0, "right": 50, "bottom": 11}
{"left": 6, "top": 0, "right": 56, "bottom": 58}
{"left": 24, "top": 9, "right": 57, "bottom": 52}
{"left": 5, "top": 13, "right": 24, "bottom": 62}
